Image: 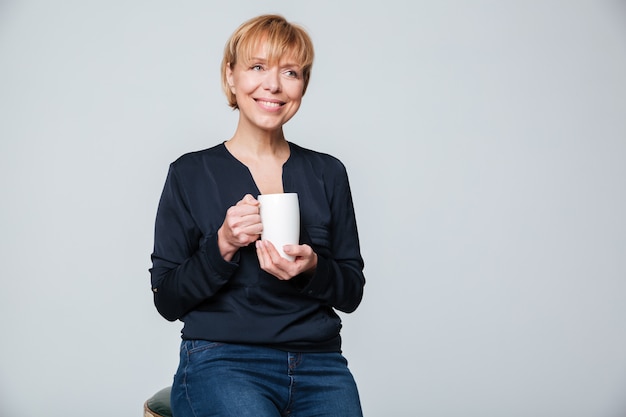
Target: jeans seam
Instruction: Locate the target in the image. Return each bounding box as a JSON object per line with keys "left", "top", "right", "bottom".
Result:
{"left": 284, "top": 352, "right": 301, "bottom": 415}
{"left": 182, "top": 341, "right": 200, "bottom": 417}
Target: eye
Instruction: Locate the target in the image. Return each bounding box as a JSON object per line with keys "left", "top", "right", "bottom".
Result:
{"left": 284, "top": 69, "right": 299, "bottom": 78}
{"left": 251, "top": 64, "right": 264, "bottom": 71}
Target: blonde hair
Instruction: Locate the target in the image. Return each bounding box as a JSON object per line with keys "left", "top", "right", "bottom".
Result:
{"left": 221, "top": 14, "right": 315, "bottom": 109}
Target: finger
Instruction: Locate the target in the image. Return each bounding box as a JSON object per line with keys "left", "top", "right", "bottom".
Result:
{"left": 241, "top": 222, "right": 263, "bottom": 237}
{"left": 257, "top": 241, "right": 291, "bottom": 280}
{"left": 240, "top": 194, "right": 259, "bottom": 206}
{"left": 255, "top": 240, "right": 267, "bottom": 269}
{"left": 282, "top": 244, "right": 303, "bottom": 257}
{"left": 235, "top": 202, "right": 260, "bottom": 216}
{"left": 283, "top": 244, "right": 317, "bottom": 273}
{"left": 227, "top": 204, "right": 260, "bottom": 226}
{"left": 266, "top": 242, "right": 299, "bottom": 278}
{"left": 225, "top": 212, "right": 260, "bottom": 232}
{"left": 262, "top": 240, "right": 286, "bottom": 264}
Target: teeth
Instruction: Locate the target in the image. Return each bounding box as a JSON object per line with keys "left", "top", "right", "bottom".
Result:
{"left": 258, "top": 100, "right": 281, "bottom": 108}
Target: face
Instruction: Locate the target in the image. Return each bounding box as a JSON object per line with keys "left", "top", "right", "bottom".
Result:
{"left": 226, "top": 42, "right": 305, "bottom": 134}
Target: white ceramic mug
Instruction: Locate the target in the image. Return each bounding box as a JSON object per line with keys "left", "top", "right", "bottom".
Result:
{"left": 258, "top": 193, "right": 300, "bottom": 261}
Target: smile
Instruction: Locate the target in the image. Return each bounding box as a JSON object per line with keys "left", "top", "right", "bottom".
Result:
{"left": 255, "top": 99, "right": 284, "bottom": 108}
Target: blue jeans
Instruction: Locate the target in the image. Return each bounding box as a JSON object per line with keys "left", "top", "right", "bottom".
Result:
{"left": 171, "top": 340, "right": 363, "bottom": 417}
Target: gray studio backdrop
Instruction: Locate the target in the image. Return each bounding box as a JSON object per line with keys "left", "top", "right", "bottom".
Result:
{"left": 1, "top": 1, "right": 625, "bottom": 416}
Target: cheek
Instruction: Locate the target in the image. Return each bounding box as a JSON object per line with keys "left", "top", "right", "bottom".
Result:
{"left": 287, "top": 99, "right": 302, "bottom": 117}
{"left": 286, "top": 83, "right": 305, "bottom": 101}
{"left": 232, "top": 73, "right": 258, "bottom": 94}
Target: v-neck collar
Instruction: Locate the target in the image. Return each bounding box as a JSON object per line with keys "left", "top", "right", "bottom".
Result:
{"left": 219, "top": 141, "right": 295, "bottom": 195}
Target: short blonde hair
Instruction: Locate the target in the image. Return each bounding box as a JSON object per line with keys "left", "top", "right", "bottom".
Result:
{"left": 221, "top": 14, "right": 315, "bottom": 109}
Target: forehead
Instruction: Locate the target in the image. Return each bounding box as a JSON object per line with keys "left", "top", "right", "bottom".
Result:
{"left": 246, "top": 42, "right": 299, "bottom": 64}
{"left": 238, "top": 34, "right": 305, "bottom": 67}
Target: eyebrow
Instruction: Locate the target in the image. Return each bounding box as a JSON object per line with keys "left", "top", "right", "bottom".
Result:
{"left": 249, "top": 56, "right": 301, "bottom": 68}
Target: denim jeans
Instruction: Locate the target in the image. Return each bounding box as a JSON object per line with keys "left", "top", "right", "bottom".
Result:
{"left": 171, "top": 340, "right": 363, "bottom": 417}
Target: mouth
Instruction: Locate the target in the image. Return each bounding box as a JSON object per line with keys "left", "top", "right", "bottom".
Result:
{"left": 255, "top": 99, "right": 285, "bottom": 109}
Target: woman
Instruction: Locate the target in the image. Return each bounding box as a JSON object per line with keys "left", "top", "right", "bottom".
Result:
{"left": 150, "top": 14, "right": 365, "bottom": 417}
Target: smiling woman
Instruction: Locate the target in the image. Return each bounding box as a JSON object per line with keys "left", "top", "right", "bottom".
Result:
{"left": 221, "top": 14, "right": 315, "bottom": 110}
{"left": 224, "top": 43, "right": 305, "bottom": 141}
{"left": 149, "top": 14, "right": 365, "bottom": 417}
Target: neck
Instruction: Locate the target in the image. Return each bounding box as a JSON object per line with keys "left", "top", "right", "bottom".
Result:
{"left": 227, "top": 124, "right": 288, "bottom": 158}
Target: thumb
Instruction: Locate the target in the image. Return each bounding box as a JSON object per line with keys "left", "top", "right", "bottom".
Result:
{"left": 243, "top": 194, "right": 259, "bottom": 205}
{"left": 283, "top": 244, "right": 303, "bottom": 256}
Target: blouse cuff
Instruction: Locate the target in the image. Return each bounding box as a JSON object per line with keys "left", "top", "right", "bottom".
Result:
{"left": 201, "top": 232, "right": 239, "bottom": 275}
{"left": 297, "top": 255, "right": 331, "bottom": 298}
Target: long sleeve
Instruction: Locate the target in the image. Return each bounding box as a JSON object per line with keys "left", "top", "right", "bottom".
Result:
{"left": 150, "top": 164, "right": 237, "bottom": 321}
{"left": 296, "top": 159, "right": 365, "bottom": 313}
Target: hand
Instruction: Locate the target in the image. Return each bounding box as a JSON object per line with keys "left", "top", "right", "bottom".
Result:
{"left": 217, "top": 194, "right": 262, "bottom": 261}
{"left": 255, "top": 240, "right": 318, "bottom": 280}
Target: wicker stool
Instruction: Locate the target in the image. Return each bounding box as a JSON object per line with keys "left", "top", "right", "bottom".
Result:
{"left": 143, "top": 386, "right": 172, "bottom": 417}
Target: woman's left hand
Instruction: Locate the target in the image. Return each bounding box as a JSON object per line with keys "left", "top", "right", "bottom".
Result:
{"left": 255, "top": 241, "right": 318, "bottom": 280}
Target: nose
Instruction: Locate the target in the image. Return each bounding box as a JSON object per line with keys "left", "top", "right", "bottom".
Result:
{"left": 263, "top": 68, "right": 281, "bottom": 93}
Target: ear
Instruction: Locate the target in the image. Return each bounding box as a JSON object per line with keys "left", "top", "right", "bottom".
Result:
{"left": 226, "top": 63, "right": 235, "bottom": 94}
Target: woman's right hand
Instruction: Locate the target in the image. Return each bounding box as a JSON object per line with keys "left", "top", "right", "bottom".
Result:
{"left": 217, "top": 194, "right": 262, "bottom": 261}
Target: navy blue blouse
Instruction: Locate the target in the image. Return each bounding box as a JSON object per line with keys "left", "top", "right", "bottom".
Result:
{"left": 150, "top": 142, "right": 365, "bottom": 352}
